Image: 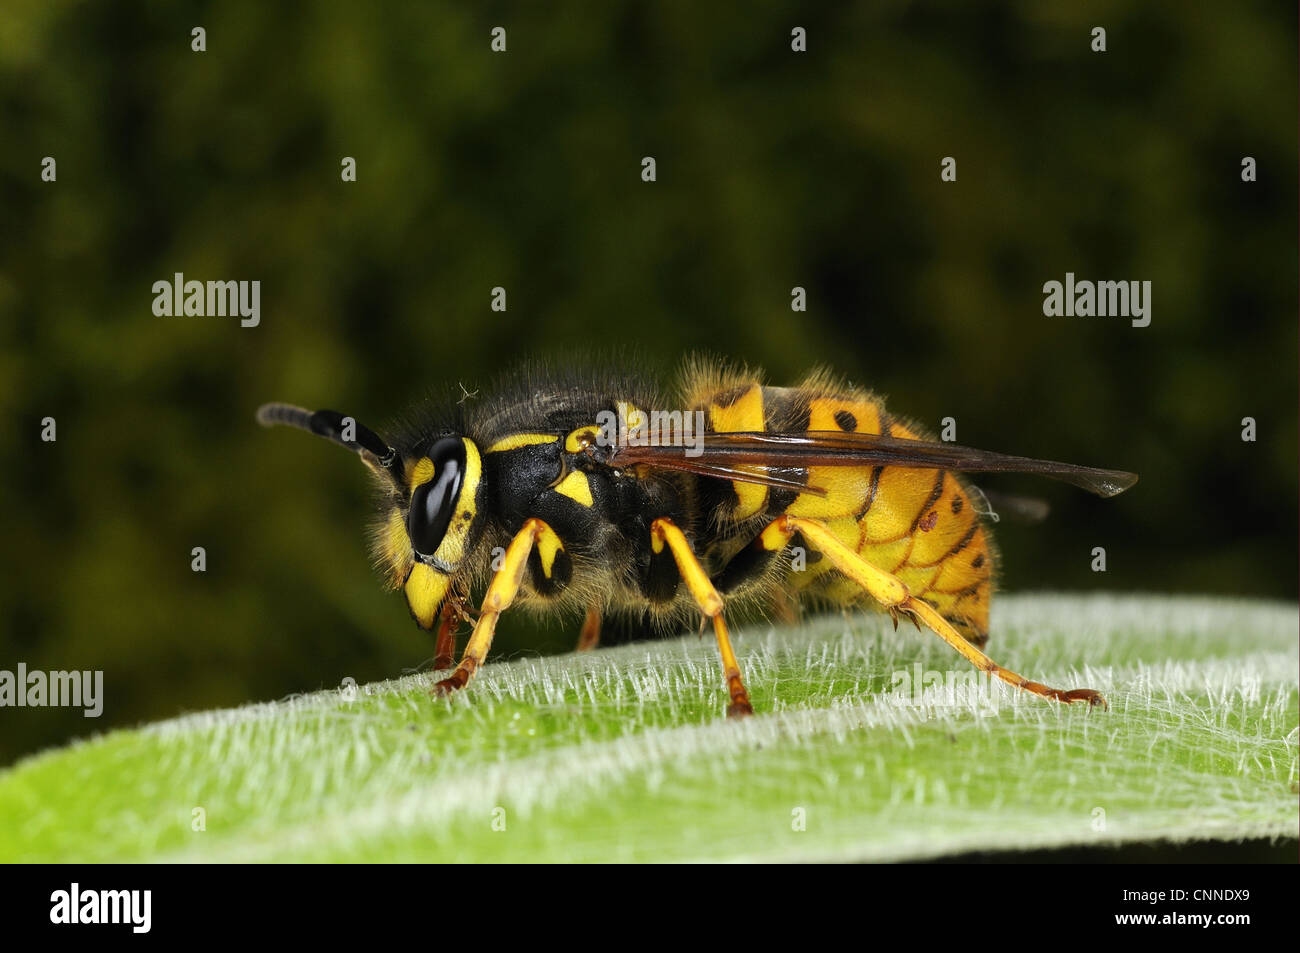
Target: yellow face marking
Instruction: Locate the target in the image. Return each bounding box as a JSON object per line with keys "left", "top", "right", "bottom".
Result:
{"left": 379, "top": 508, "right": 414, "bottom": 586}
{"left": 382, "top": 508, "right": 407, "bottom": 558}
{"left": 407, "top": 456, "right": 436, "bottom": 489}
{"left": 535, "top": 524, "right": 565, "bottom": 578}
{"left": 553, "top": 470, "right": 594, "bottom": 507}
{"left": 485, "top": 433, "right": 558, "bottom": 454}
{"left": 708, "top": 384, "right": 767, "bottom": 520}
{"left": 404, "top": 563, "right": 449, "bottom": 629}
{"left": 430, "top": 438, "right": 482, "bottom": 568}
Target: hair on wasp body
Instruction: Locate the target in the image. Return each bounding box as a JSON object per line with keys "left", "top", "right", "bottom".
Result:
{"left": 257, "top": 357, "right": 1137, "bottom": 718}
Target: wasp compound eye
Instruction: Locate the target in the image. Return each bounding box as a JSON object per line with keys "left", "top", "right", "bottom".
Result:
{"left": 407, "top": 437, "right": 467, "bottom": 559}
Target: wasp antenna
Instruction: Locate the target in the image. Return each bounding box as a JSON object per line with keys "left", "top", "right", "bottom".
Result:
{"left": 256, "top": 402, "right": 315, "bottom": 431}
{"left": 256, "top": 402, "right": 400, "bottom": 472}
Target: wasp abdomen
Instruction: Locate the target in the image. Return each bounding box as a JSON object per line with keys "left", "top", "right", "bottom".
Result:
{"left": 689, "top": 376, "right": 995, "bottom": 646}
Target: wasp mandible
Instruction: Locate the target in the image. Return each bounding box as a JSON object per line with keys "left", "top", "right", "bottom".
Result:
{"left": 258, "top": 358, "right": 1137, "bottom": 718}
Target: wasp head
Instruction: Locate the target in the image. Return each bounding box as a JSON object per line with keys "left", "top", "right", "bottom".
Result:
{"left": 257, "top": 403, "right": 488, "bottom": 630}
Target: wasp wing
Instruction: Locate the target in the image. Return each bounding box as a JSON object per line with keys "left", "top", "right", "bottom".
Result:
{"left": 609, "top": 430, "right": 1138, "bottom": 498}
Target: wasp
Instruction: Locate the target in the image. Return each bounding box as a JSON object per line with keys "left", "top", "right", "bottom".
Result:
{"left": 257, "top": 358, "right": 1137, "bottom": 718}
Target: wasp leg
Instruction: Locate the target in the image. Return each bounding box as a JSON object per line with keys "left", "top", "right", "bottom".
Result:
{"left": 432, "top": 518, "right": 554, "bottom": 697}
{"left": 649, "top": 517, "right": 754, "bottom": 719}
{"left": 755, "top": 515, "right": 1106, "bottom": 709}
{"left": 432, "top": 601, "right": 460, "bottom": 671}
{"left": 576, "top": 604, "right": 601, "bottom": 652}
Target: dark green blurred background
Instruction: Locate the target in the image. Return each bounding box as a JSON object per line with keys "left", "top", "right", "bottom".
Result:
{"left": 1, "top": 1, "right": 1295, "bottom": 766}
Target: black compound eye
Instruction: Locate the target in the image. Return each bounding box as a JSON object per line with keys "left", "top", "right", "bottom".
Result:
{"left": 407, "top": 437, "right": 467, "bottom": 558}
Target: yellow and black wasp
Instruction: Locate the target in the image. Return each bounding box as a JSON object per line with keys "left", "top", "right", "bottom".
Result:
{"left": 257, "top": 358, "right": 1137, "bottom": 718}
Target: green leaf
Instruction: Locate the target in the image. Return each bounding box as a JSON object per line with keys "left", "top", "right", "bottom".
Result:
{"left": 1, "top": 595, "right": 1295, "bottom": 862}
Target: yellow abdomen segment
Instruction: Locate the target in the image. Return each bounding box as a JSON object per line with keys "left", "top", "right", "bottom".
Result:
{"left": 705, "top": 383, "right": 769, "bottom": 521}
{"left": 782, "top": 391, "right": 994, "bottom": 644}
{"left": 681, "top": 365, "right": 997, "bottom": 645}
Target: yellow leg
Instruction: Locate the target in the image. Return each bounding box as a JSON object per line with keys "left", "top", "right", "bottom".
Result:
{"left": 758, "top": 515, "right": 1106, "bottom": 708}
{"left": 650, "top": 517, "right": 754, "bottom": 718}
{"left": 433, "top": 518, "right": 551, "bottom": 696}
{"left": 576, "top": 604, "right": 602, "bottom": 652}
